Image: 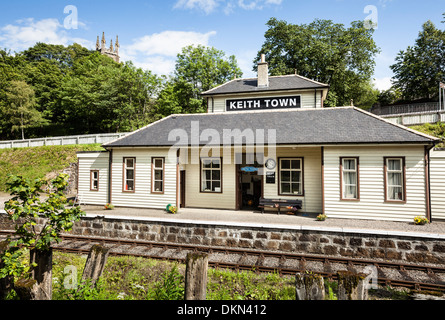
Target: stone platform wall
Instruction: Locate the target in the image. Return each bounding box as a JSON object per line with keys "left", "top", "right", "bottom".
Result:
{"left": 2, "top": 214, "right": 445, "bottom": 266}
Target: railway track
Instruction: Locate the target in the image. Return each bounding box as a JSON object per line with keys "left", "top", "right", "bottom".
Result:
{"left": 2, "top": 231, "right": 445, "bottom": 293}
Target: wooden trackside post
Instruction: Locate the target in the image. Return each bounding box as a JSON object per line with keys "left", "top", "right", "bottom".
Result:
{"left": 14, "top": 248, "right": 53, "bottom": 300}
{"left": 82, "top": 245, "right": 110, "bottom": 285}
{"left": 295, "top": 273, "right": 325, "bottom": 300}
{"left": 337, "top": 271, "right": 369, "bottom": 300}
{"left": 185, "top": 252, "right": 208, "bottom": 300}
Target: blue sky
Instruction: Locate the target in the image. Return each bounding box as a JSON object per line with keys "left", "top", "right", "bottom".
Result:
{"left": 0, "top": 0, "right": 443, "bottom": 90}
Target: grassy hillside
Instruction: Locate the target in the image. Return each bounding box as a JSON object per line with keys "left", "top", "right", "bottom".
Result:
{"left": 411, "top": 123, "right": 445, "bottom": 148}
{"left": 0, "top": 144, "right": 105, "bottom": 192}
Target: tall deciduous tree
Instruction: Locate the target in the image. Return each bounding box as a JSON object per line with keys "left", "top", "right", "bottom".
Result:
{"left": 390, "top": 20, "right": 445, "bottom": 101}
{"left": 255, "top": 18, "right": 380, "bottom": 108}
{"left": 3, "top": 80, "right": 46, "bottom": 140}
{"left": 171, "top": 45, "right": 242, "bottom": 114}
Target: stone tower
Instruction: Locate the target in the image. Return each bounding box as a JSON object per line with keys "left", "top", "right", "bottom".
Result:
{"left": 96, "top": 32, "right": 120, "bottom": 63}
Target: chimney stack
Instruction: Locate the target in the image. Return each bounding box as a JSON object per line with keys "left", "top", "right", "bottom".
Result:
{"left": 257, "top": 54, "right": 269, "bottom": 88}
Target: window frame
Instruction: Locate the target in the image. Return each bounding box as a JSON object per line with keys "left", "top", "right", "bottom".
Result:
{"left": 90, "top": 170, "right": 99, "bottom": 192}
{"left": 151, "top": 157, "right": 165, "bottom": 194}
{"left": 340, "top": 157, "right": 360, "bottom": 201}
{"left": 200, "top": 157, "right": 223, "bottom": 194}
{"left": 384, "top": 157, "right": 406, "bottom": 203}
{"left": 123, "top": 157, "right": 136, "bottom": 193}
{"left": 278, "top": 157, "right": 304, "bottom": 196}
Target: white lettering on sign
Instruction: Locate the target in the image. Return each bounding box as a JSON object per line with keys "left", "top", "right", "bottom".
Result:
{"left": 226, "top": 96, "right": 301, "bottom": 112}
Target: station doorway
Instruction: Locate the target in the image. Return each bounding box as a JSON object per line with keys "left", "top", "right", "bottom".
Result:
{"left": 236, "top": 153, "right": 264, "bottom": 211}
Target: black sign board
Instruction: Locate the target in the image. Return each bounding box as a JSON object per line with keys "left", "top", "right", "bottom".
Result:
{"left": 226, "top": 96, "right": 301, "bottom": 112}
{"left": 266, "top": 172, "right": 276, "bottom": 184}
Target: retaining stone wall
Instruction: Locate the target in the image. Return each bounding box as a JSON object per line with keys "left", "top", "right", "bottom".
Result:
{"left": 67, "top": 216, "right": 445, "bottom": 266}
{"left": 2, "top": 214, "right": 445, "bottom": 266}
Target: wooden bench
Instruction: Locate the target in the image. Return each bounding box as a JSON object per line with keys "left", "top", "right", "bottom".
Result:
{"left": 258, "top": 198, "right": 303, "bottom": 215}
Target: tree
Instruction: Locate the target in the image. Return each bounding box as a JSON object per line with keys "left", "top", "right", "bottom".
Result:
{"left": 0, "top": 174, "right": 85, "bottom": 300}
{"left": 390, "top": 21, "right": 445, "bottom": 101}
{"left": 255, "top": 18, "right": 380, "bottom": 107}
{"left": 3, "top": 80, "right": 46, "bottom": 140}
{"left": 171, "top": 45, "right": 243, "bottom": 114}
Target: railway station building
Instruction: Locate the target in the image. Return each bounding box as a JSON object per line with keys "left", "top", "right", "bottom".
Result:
{"left": 77, "top": 56, "right": 442, "bottom": 222}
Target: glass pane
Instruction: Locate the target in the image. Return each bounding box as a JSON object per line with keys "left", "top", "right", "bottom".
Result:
{"left": 126, "top": 159, "right": 134, "bottom": 168}
{"left": 291, "top": 171, "right": 301, "bottom": 183}
{"left": 155, "top": 170, "right": 163, "bottom": 180}
{"left": 281, "top": 183, "right": 291, "bottom": 194}
{"left": 344, "top": 159, "right": 356, "bottom": 170}
{"left": 212, "top": 170, "right": 221, "bottom": 181}
{"left": 93, "top": 180, "right": 98, "bottom": 190}
{"left": 213, "top": 181, "right": 221, "bottom": 191}
{"left": 205, "top": 170, "right": 211, "bottom": 180}
{"left": 212, "top": 159, "right": 221, "bottom": 168}
{"left": 291, "top": 183, "right": 301, "bottom": 194}
{"left": 155, "top": 159, "right": 163, "bottom": 169}
{"left": 126, "top": 169, "right": 134, "bottom": 180}
{"left": 389, "top": 186, "right": 403, "bottom": 200}
{"left": 203, "top": 159, "right": 212, "bottom": 168}
{"left": 388, "top": 159, "right": 401, "bottom": 171}
{"left": 154, "top": 181, "right": 163, "bottom": 192}
{"left": 93, "top": 171, "right": 98, "bottom": 179}
{"left": 281, "top": 171, "right": 290, "bottom": 182}
{"left": 291, "top": 160, "right": 301, "bottom": 170}
{"left": 388, "top": 172, "right": 402, "bottom": 187}
{"left": 203, "top": 181, "right": 211, "bottom": 191}
{"left": 126, "top": 180, "right": 134, "bottom": 191}
{"left": 345, "top": 185, "right": 357, "bottom": 199}
{"left": 344, "top": 172, "right": 357, "bottom": 185}
{"left": 281, "top": 160, "right": 291, "bottom": 170}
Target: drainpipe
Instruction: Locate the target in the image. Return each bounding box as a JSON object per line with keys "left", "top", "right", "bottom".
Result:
{"left": 425, "top": 144, "right": 435, "bottom": 222}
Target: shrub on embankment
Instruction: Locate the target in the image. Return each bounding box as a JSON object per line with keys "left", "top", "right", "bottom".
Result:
{"left": 0, "top": 144, "right": 104, "bottom": 192}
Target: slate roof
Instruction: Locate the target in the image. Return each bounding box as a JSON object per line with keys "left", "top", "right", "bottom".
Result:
{"left": 103, "top": 107, "right": 438, "bottom": 148}
{"left": 201, "top": 75, "right": 329, "bottom": 96}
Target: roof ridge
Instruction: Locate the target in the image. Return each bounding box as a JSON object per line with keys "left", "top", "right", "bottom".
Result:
{"left": 102, "top": 115, "right": 175, "bottom": 147}
{"left": 352, "top": 107, "right": 440, "bottom": 142}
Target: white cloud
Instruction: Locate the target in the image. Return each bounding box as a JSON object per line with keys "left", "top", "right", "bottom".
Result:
{"left": 0, "top": 18, "right": 92, "bottom": 52}
{"left": 121, "top": 30, "right": 217, "bottom": 76}
{"left": 174, "top": 0, "right": 220, "bottom": 15}
{"left": 373, "top": 77, "right": 393, "bottom": 91}
{"left": 174, "top": 0, "right": 282, "bottom": 14}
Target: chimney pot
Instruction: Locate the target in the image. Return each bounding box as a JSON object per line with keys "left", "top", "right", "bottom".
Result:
{"left": 257, "top": 54, "right": 269, "bottom": 88}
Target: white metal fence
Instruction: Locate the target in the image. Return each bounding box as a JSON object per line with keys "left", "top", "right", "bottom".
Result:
{"left": 0, "top": 132, "right": 130, "bottom": 149}
{"left": 381, "top": 111, "right": 445, "bottom": 127}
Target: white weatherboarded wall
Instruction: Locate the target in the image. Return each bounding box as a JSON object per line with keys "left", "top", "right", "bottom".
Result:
{"left": 431, "top": 150, "right": 445, "bottom": 220}
{"left": 111, "top": 148, "right": 178, "bottom": 210}
{"left": 77, "top": 152, "right": 110, "bottom": 206}
{"left": 263, "top": 147, "right": 322, "bottom": 214}
{"left": 324, "top": 146, "right": 426, "bottom": 222}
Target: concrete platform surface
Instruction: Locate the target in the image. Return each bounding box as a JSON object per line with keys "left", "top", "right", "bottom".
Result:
{"left": 80, "top": 205, "right": 445, "bottom": 239}
{"left": 1, "top": 192, "right": 444, "bottom": 239}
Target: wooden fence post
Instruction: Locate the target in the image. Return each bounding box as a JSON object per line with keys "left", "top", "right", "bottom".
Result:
{"left": 82, "top": 245, "right": 110, "bottom": 285}
{"left": 337, "top": 271, "right": 369, "bottom": 300}
{"left": 295, "top": 273, "right": 325, "bottom": 300}
{"left": 185, "top": 252, "right": 208, "bottom": 300}
{"left": 14, "top": 248, "right": 53, "bottom": 300}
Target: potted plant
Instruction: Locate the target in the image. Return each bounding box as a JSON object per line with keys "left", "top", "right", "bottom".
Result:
{"left": 104, "top": 203, "right": 115, "bottom": 210}
{"left": 414, "top": 216, "right": 429, "bottom": 225}
{"left": 169, "top": 206, "right": 178, "bottom": 214}
{"left": 317, "top": 214, "right": 327, "bottom": 221}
